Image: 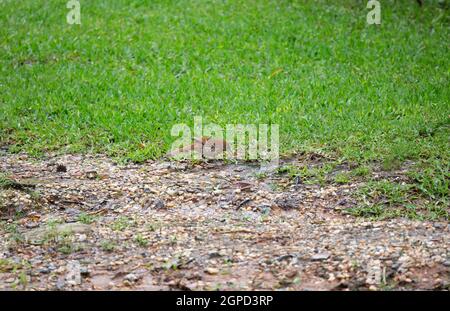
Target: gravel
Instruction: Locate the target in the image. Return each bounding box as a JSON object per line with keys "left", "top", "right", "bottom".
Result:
{"left": 0, "top": 153, "right": 448, "bottom": 291}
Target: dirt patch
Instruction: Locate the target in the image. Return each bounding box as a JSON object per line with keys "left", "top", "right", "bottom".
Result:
{"left": 0, "top": 153, "right": 448, "bottom": 290}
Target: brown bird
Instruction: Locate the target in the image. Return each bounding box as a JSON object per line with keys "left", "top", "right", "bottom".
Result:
{"left": 167, "top": 136, "right": 230, "bottom": 159}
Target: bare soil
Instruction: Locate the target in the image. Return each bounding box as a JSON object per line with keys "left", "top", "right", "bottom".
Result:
{"left": 0, "top": 153, "right": 448, "bottom": 290}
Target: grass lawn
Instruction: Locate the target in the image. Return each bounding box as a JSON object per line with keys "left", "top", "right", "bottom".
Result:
{"left": 0, "top": 1, "right": 449, "bottom": 214}
{"left": 1, "top": 0, "right": 448, "bottom": 159}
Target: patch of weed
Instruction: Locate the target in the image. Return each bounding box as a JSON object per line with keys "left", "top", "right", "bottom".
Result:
{"left": 112, "top": 216, "right": 133, "bottom": 231}
{"left": 334, "top": 172, "right": 350, "bottom": 184}
{"left": 100, "top": 240, "right": 116, "bottom": 252}
{"left": 134, "top": 234, "right": 149, "bottom": 247}
{"left": 77, "top": 213, "right": 96, "bottom": 225}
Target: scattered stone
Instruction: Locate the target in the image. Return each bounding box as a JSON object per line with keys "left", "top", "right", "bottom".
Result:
{"left": 153, "top": 199, "right": 165, "bottom": 209}
{"left": 396, "top": 254, "right": 412, "bottom": 273}
{"left": 274, "top": 196, "right": 300, "bottom": 210}
{"left": 208, "top": 251, "right": 224, "bottom": 259}
{"left": 66, "top": 261, "right": 82, "bottom": 286}
{"left": 65, "top": 208, "right": 81, "bottom": 217}
{"left": 366, "top": 260, "right": 382, "bottom": 285}
{"left": 78, "top": 234, "right": 87, "bottom": 242}
{"left": 277, "top": 254, "right": 295, "bottom": 262}
{"left": 86, "top": 171, "right": 98, "bottom": 180}
{"left": 204, "top": 268, "right": 219, "bottom": 275}
{"left": 311, "top": 252, "right": 331, "bottom": 261}
{"left": 38, "top": 267, "right": 51, "bottom": 274}
{"left": 80, "top": 267, "right": 90, "bottom": 277}
{"left": 234, "top": 182, "right": 253, "bottom": 192}
{"left": 56, "top": 279, "right": 65, "bottom": 290}
{"left": 433, "top": 223, "right": 445, "bottom": 229}
{"left": 25, "top": 222, "right": 40, "bottom": 229}
{"left": 124, "top": 273, "right": 139, "bottom": 283}
{"left": 236, "top": 198, "right": 252, "bottom": 210}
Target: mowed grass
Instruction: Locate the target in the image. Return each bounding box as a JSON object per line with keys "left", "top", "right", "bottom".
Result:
{"left": 0, "top": 0, "right": 449, "bottom": 167}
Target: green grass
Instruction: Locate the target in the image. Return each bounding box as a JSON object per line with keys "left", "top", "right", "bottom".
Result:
{"left": 100, "top": 240, "right": 116, "bottom": 252}
{"left": 0, "top": 173, "right": 15, "bottom": 189}
{"left": 1, "top": 221, "right": 25, "bottom": 245}
{"left": 408, "top": 159, "right": 449, "bottom": 199}
{"left": 351, "top": 165, "right": 372, "bottom": 177}
{"left": 0, "top": 0, "right": 448, "bottom": 163}
{"left": 359, "top": 180, "right": 413, "bottom": 206}
{"left": 0, "top": 258, "right": 23, "bottom": 273}
{"left": 276, "top": 162, "right": 335, "bottom": 185}
{"left": 134, "top": 233, "right": 149, "bottom": 247}
{"left": 275, "top": 159, "right": 448, "bottom": 220}
{"left": 334, "top": 172, "right": 350, "bottom": 184}
{"left": 77, "top": 212, "right": 97, "bottom": 224}
{"left": 111, "top": 216, "right": 134, "bottom": 231}
{"left": 347, "top": 178, "right": 449, "bottom": 220}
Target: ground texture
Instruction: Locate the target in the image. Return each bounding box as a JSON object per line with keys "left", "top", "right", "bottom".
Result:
{"left": 0, "top": 152, "right": 448, "bottom": 291}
